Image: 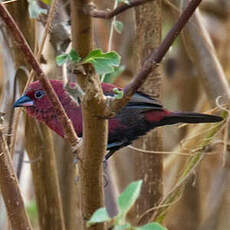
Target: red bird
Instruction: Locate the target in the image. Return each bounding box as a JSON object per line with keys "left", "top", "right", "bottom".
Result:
{"left": 14, "top": 80, "right": 222, "bottom": 160}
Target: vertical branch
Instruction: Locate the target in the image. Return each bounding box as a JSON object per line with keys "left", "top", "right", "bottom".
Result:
{"left": 0, "top": 125, "right": 32, "bottom": 230}
{"left": 25, "top": 120, "right": 66, "bottom": 230}
{"left": 71, "top": 1, "right": 107, "bottom": 230}
{"left": 71, "top": 0, "right": 92, "bottom": 57}
{"left": 129, "top": 0, "right": 163, "bottom": 224}
{"left": 107, "top": 0, "right": 119, "bottom": 51}
{"left": 56, "top": 140, "right": 81, "bottom": 230}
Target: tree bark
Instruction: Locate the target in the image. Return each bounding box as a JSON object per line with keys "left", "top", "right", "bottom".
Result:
{"left": 126, "top": 0, "right": 163, "bottom": 225}
{"left": 25, "top": 120, "right": 66, "bottom": 230}
{"left": 0, "top": 127, "right": 32, "bottom": 230}
{"left": 71, "top": 1, "right": 107, "bottom": 229}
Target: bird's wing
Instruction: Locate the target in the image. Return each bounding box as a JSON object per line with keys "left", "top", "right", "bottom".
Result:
{"left": 126, "top": 91, "right": 163, "bottom": 111}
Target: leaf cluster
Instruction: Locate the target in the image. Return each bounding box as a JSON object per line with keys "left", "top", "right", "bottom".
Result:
{"left": 56, "top": 49, "right": 121, "bottom": 81}
{"left": 87, "top": 180, "right": 167, "bottom": 230}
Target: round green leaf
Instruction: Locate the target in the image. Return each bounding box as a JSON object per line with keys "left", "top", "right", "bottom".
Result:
{"left": 83, "top": 49, "right": 121, "bottom": 75}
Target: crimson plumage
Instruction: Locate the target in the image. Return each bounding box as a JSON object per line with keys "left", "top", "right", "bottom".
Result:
{"left": 14, "top": 80, "right": 223, "bottom": 159}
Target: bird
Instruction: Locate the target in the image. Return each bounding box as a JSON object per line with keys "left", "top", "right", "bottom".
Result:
{"left": 14, "top": 80, "right": 223, "bottom": 160}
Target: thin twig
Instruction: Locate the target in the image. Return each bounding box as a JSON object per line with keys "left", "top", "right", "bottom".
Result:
{"left": 0, "top": 2, "right": 81, "bottom": 151}
{"left": 37, "top": 0, "right": 58, "bottom": 59}
{"left": 85, "top": 0, "right": 152, "bottom": 19}
{"left": 127, "top": 144, "right": 222, "bottom": 156}
{"left": 109, "top": 0, "right": 203, "bottom": 114}
{"left": 9, "top": 0, "right": 59, "bottom": 157}
{"left": 100, "top": 0, "right": 119, "bottom": 83}
{"left": 10, "top": 67, "right": 30, "bottom": 156}
{"left": 151, "top": 117, "right": 226, "bottom": 223}
{"left": 108, "top": 0, "right": 119, "bottom": 51}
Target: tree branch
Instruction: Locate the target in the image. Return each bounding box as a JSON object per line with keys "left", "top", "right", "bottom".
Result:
{"left": 85, "top": 0, "right": 153, "bottom": 19}
{"left": 181, "top": 0, "right": 230, "bottom": 105}
{"left": 0, "top": 2, "right": 81, "bottom": 151}
{"left": 25, "top": 119, "right": 66, "bottom": 230}
{"left": 109, "top": 0, "right": 203, "bottom": 113}
{"left": 71, "top": 0, "right": 107, "bottom": 229}
{"left": 130, "top": 0, "right": 162, "bottom": 224}
{"left": 0, "top": 123, "right": 32, "bottom": 230}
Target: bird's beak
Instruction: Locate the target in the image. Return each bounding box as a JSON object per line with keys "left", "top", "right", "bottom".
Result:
{"left": 13, "top": 95, "right": 34, "bottom": 107}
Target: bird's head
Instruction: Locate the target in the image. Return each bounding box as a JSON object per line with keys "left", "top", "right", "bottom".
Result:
{"left": 13, "top": 80, "right": 66, "bottom": 121}
{"left": 14, "top": 80, "right": 82, "bottom": 137}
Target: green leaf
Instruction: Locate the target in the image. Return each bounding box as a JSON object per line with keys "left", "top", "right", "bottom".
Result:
{"left": 28, "top": 0, "right": 47, "bottom": 18}
{"left": 40, "top": 0, "right": 52, "bottom": 5}
{"left": 69, "top": 49, "right": 81, "bottom": 62}
{"left": 83, "top": 49, "right": 121, "bottom": 75}
{"left": 114, "top": 20, "right": 124, "bottom": 34}
{"left": 113, "top": 88, "right": 124, "bottom": 99}
{"left": 103, "top": 65, "right": 125, "bottom": 83}
{"left": 56, "top": 50, "right": 81, "bottom": 66}
{"left": 137, "top": 223, "right": 167, "bottom": 230}
{"left": 114, "top": 223, "right": 131, "bottom": 230}
{"left": 118, "top": 180, "right": 142, "bottom": 215}
{"left": 87, "top": 207, "right": 111, "bottom": 227}
{"left": 56, "top": 53, "right": 69, "bottom": 66}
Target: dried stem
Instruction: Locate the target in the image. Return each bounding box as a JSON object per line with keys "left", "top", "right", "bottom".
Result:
{"left": 0, "top": 125, "right": 32, "bottom": 230}
{"left": 109, "top": 0, "right": 203, "bottom": 113}
{"left": 10, "top": 0, "right": 59, "bottom": 157}
{"left": 152, "top": 118, "right": 226, "bottom": 223}
{"left": 107, "top": 0, "right": 119, "bottom": 52}
{"left": 0, "top": 2, "right": 81, "bottom": 151}
{"left": 86, "top": 0, "right": 152, "bottom": 19}
{"left": 37, "top": 0, "right": 58, "bottom": 59}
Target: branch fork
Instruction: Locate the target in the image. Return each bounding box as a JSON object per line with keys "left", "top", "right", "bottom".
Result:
{"left": 85, "top": 0, "right": 153, "bottom": 19}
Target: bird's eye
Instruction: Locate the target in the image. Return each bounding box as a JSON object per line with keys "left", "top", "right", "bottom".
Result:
{"left": 34, "top": 90, "right": 45, "bottom": 99}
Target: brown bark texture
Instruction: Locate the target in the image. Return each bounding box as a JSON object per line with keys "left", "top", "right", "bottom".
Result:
{"left": 25, "top": 119, "right": 66, "bottom": 230}
{"left": 0, "top": 126, "right": 32, "bottom": 230}
{"left": 71, "top": 0, "right": 108, "bottom": 229}
{"left": 130, "top": 0, "right": 163, "bottom": 224}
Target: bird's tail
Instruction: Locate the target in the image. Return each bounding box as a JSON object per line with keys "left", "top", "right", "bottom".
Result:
{"left": 163, "top": 112, "right": 223, "bottom": 125}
